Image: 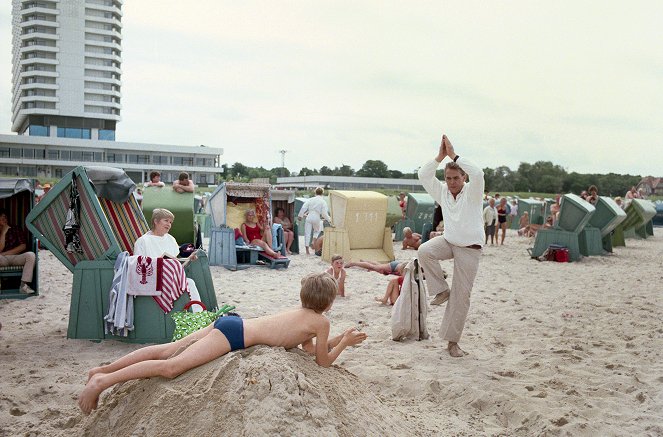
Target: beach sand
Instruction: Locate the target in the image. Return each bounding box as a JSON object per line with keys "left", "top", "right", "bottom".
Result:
{"left": 1, "top": 229, "right": 662, "bottom": 436}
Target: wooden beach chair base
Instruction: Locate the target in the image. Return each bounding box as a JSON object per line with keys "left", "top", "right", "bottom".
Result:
{"left": 258, "top": 253, "right": 290, "bottom": 269}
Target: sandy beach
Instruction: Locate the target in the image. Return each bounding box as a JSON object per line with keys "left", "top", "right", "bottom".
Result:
{"left": 1, "top": 229, "right": 662, "bottom": 436}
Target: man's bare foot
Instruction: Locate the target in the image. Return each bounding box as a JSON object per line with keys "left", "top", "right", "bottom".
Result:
{"left": 448, "top": 342, "right": 465, "bottom": 358}
{"left": 87, "top": 366, "right": 104, "bottom": 382}
{"left": 78, "top": 374, "right": 104, "bottom": 414}
{"left": 374, "top": 296, "right": 387, "bottom": 305}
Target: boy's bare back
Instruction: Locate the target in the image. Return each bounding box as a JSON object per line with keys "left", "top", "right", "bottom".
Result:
{"left": 243, "top": 308, "right": 327, "bottom": 350}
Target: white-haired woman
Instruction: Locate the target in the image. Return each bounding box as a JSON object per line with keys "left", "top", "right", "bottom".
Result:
{"left": 134, "top": 208, "right": 202, "bottom": 310}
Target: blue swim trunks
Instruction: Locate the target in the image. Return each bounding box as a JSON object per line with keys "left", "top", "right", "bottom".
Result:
{"left": 213, "top": 315, "right": 245, "bottom": 351}
{"left": 389, "top": 260, "right": 400, "bottom": 274}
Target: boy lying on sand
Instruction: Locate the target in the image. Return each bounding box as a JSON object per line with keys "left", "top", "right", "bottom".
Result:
{"left": 79, "top": 272, "right": 367, "bottom": 414}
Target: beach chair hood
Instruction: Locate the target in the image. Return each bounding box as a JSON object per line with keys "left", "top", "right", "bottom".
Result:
{"left": 86, "top": 166, "right": 136, "bottom": 203}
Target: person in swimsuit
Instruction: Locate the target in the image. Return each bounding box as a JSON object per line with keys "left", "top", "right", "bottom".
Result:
{"left": 78, "top": 272, "right": 367, "bottom": 414}
{"left": 240, "top": 209, "right": 285, "bottom": 259}
{"left": 325, "top": 254, "right": 347, "bottom": 297}
{"left": 345, "top": 260, "right": 405, "bottom": 276}
{"left": 401, "top": 227, "right": 422, "bottom": 250}
{"left": 494, "top": 197, "right": 508, "bottom": 245}
{"left": 375, "top": 275, "right": 405, "bottom": 305}
{"left": 398, "top": 192, "right": 407, "bottom": 219}
{"left": 273, "top": 207, "right": 295, "bottom": 255}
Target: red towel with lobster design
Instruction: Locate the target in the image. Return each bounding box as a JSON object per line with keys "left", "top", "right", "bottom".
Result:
{"left": 127, "top": 256, "right": 189, "bottom": 312}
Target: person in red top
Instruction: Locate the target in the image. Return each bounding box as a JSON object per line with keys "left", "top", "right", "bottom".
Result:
{"left": 240, "top": 209, "right": 285, "bottom": 259}
{"left": 0, "top": 208, "right": 36, "bottom": 294}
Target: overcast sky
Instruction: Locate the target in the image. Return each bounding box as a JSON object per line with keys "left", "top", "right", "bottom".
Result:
{"left": 1, "top": 1, "right": 662, "bottom": 176}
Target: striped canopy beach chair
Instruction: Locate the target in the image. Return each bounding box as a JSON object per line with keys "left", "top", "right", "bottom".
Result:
{"left": 25, "top": 166, "right": 217, "bottom": 343}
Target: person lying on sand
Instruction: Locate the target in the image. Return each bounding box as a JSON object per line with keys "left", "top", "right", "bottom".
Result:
{"left": 78, "top": 272, "right": 367, "bottom": 414}
{"left": 345, "top": 260, "right": 406, "bottom": 276}
{"left": 401, "top": 227, "right": 422, "bottom": 250}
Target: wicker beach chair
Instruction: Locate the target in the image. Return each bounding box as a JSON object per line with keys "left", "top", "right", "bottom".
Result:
{"left": 25, "top": 166, "right": 217, "bottom": 343}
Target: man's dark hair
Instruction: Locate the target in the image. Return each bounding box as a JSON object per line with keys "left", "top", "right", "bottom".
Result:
{"left": 178, "top": 172, "right": 189, "bottom": 181}
{"left": 0, "top": 207, "right": 7, "bottom": 217}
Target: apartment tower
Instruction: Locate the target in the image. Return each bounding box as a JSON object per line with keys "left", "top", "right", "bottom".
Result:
{"left": 11, "top": 0, "right": 122, "bottom": 140}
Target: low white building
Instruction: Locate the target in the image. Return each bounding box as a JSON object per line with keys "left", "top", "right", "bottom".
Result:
{"left": 0, "top": 133, "right": 223, "bottom": 185}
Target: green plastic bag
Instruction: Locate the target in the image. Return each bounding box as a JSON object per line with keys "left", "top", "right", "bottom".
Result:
{"left": 171, "top": 301, "right": 236, "bottom": 341}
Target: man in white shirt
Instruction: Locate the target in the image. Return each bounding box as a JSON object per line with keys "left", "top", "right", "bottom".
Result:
{"left": 298, "top": 187, "right": 332, "bottom": 255}
{"left": 418, "top": 135, "right": 484, "bottom": 357}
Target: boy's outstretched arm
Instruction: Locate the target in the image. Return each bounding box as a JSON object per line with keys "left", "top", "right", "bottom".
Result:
{"left": 314, "top": 319, "right": 367, "bottom": 368}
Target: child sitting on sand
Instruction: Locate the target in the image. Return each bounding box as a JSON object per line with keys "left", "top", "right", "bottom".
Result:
{"left": 401, "top": 227, "right": 422, "bottom": 250}
{"left": 78, "top": 273, "right": 367, "bottom": 414}
{"left": 326, "top": 254, "right": 347, "bottom": 297}
{"left": 375, "top": 275, "right": 404, "bottom": 305}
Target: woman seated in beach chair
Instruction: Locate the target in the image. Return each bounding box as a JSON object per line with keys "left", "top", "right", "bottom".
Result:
{"left": 240, "top": 209, "right": 286, "bottom": 259}
{"left": 133, "top": 208, "right": 203, "bottom": 310}
{"left": 273, "top": 207, "right": 295, "bottom": 255}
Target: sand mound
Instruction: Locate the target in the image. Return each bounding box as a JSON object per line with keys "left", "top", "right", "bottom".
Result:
{"left": 82, "top": 346, "right": 410, "bottom": 436}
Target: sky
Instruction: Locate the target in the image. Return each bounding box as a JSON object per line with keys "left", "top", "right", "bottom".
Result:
{"left": 1, "top": 1, "right": 662, "bottom": 176}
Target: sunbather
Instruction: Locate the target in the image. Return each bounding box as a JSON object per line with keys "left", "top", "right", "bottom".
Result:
{"left": 0, "top": 207, "right": 36, "bottom": 294}
{"left": 78, "top": 272, "right": 367, "bottom": 414}
{"left": 345, "top": 259, "right": 406, "bottom": 276}
{"left": 402, "top": 227, "right": 422, "bottom": 250}
{"left": 240, "top": 209, "right": 285, "bottom": 259}
{"left": 273, "top": 207, "right": 295, "bottom": 255}
{"left": 375, "top": 275, "right": 404, "bottom": 305}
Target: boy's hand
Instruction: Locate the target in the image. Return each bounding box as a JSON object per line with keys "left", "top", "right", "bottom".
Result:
{"left": 342, "top": 328, "right": 367, "bottom": 346}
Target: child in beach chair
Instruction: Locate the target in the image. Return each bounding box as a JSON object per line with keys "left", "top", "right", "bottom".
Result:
{"left": 78, "top": 272, "right": 367, "bottom": 414}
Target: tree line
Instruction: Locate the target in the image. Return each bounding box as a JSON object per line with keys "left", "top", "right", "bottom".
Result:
{"left": 223, "top": 160, "right": 641, "bottom": 197}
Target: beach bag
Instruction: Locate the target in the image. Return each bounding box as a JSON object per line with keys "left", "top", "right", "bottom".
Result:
{"left": 544, "top": 244, "right": 569, "bottom": 262}
{"left": 171, "top": 300, "right": 236, "bottom": 341}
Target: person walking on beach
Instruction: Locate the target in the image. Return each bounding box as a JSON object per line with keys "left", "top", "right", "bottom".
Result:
{"left": 417, "top": 134, "right": 484, "bottom": 358}
{"left": 298, "top": 187, "right": 332, "bottom": 255}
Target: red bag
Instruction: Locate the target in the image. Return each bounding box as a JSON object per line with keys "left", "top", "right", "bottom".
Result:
{"left": 544, "top": 244, "right": 569, "bottom": 262}
{"left": 554, "top": 247, "right": 569, "bottom": 262}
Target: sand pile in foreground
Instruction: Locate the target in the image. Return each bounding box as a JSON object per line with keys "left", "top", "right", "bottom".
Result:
{"left": 81, "top": 346, "right": 410, "bottom": 436}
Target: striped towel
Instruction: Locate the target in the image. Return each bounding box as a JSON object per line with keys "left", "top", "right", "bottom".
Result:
{"left": 152, "top": 258, "right": 189, "bottom": 313}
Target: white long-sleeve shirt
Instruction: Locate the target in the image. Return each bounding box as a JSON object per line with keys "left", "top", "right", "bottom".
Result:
{"left": 418, "top": 156, "right": 485, "bottom": 247}
{"left": 298, "top": 195, "right": 332, "bottom": 223}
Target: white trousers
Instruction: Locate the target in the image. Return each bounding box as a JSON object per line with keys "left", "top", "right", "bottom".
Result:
{"left": 418, "top": 237, "right": 481, "bottom": 343}
{"left": 304, "top": 218, "right": 322, "bottom": 247}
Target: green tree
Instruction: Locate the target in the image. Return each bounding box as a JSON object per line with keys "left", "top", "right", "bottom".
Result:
{"left": 357, "top": 160, "right": 390, "bottom": 177}
{"left": 334, "top": 165, "right": 355, "bottom": 176}
{"left": 299, "top": 167, "right": 318, "bottom": 176}
{"left": 230, "top": 162, "right": 249, "bottom": 178}
{"left": 319, "top": 166, "right": 334, "bottom": 175}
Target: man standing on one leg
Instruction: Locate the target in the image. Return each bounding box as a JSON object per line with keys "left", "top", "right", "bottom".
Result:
{"left": 417, "top": 135, "right": 484, "bottom": 358}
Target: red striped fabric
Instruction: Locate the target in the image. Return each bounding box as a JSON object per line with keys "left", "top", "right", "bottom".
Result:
{"left": 151, "top": 258, "right": 189, "bottom": 313}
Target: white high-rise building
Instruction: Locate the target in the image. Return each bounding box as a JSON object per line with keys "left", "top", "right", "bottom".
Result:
{"left": 5, "top": 0, "right": 223, "bottom": 184}
{"left": 11, "top": 0, "right": 122, "bottom": 139}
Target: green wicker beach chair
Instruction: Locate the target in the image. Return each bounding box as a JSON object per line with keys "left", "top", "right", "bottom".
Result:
{"left": 530, "top": 194, "right": 595, "bottom": 261}
{"left": 25, "top": 166, "right": 217, "bottom": 343}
